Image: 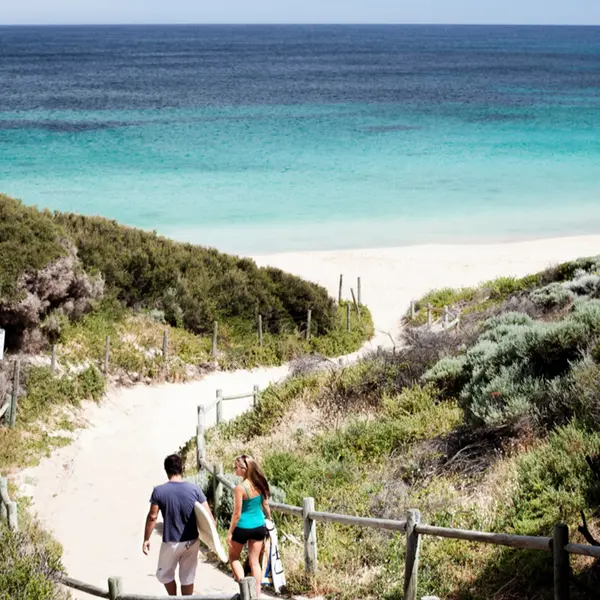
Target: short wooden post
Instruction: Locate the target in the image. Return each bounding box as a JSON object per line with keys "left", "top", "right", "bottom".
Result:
{"left": 240, "top": 576, "right": 258, "bottom": 599}
{"left": 196, "top": 405, "right": 205, "bottom": 467}
{"left": 51, "top": 345, "right": 57, "bottom": 373}
{"left": 108, "top": 576, "right": 123, "bottom": 600}
{"left": 258, "top": 315, "right": 263, "bottom": 347}
{"left": 9, "top": 360, "right": 20, "bottom": 428}
{"left": 162, "top": 330, "right": 168, "bottom": 358}
{"left": 404, "top": 509, "right": 421, "bottom": 600}
{"left": 554, "top": 523, "right": 570, "bottom": 600}
{"left": 212, "top": 321, "right": 218, "bottom": 357}
{"left": 338, "top": 274, "right": 343, "bottom": 304}
{"left": 214, "top": 463, "right": 224, "bottom": 515}
{"left": 426, "top": 303, "right": 432, "bottom": 327}
{"left": 443, "top": 306, "right": 449, "bottom": 329}
{"left": 357, "top": 277, "right": 362, "bottom": 305}
{"left": 104, "top": 336, "right": 110, "bottom": 374}
{"left": 252, "top": 384, "right": 259, "bottom": 407}
{"left": 0, "top": 476, "right": 8, "bottom": 522}
{"left": 306, "top": 310, "right": 312, "bottom": 341}
{"left": 350, "top": 288, "right": 361, "bottom": 320}
{"left": 7, "top": 502, "right": 18, "bottom": 531}
{"left": 377, "top": 345, "right": 383, "bottom": 356}
{"left": 346, "top": 303, "right": 351, "bottom": 333}
{"left": 303, "top": 497, "right": 318, "bottom": 575}
{"left": 410, "top": 300, "right": 416, "bottom": 319}
{"left": 216, "top": 389, "right": 223, "bottom": 425}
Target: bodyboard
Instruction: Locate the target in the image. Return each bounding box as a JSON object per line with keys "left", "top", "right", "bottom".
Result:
{"left": 194, "top": 501, "right": 228, "bottom": 563}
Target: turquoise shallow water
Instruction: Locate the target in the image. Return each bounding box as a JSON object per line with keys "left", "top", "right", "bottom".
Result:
{"left": 2, "top": 25, "right": 600, "bottom": 253}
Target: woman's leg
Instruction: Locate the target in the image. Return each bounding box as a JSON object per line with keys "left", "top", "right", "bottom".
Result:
{"left": 247, "top": 539, "right": 264, "bottom": 597}
{"left": 228, "top": 540, "right": 245, "bottom": 583}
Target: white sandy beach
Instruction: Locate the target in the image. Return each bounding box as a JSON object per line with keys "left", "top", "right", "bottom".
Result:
{"left": 14, "top": 235, "right": 600, "bottom": 598}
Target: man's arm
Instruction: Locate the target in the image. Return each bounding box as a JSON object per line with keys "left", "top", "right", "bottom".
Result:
{"left": 143, "top": 504, "right": 159, "bottom": 555}
{"left": 200, "top": 500, "right": 217, "bottom": 525}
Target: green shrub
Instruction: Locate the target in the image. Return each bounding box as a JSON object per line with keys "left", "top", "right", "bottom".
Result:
{"left": 0, "top": 520, "right": 65, "bottom": 600}
{"left": 529, "top": 283, "right": 574, "bottom": 310}
{"left": 0, "top": 195, "right": 66, "bottom": 302}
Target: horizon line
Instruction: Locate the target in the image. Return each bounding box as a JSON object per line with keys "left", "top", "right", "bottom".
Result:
{"left": 2, "top": 21, "right": 600, "bottom": 27}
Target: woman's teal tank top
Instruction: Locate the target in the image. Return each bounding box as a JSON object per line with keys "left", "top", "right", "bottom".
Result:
{"left": 237, "top": 483, "right": 266, "bottom": 529}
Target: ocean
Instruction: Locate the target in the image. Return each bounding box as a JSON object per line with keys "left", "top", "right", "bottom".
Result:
{"left": 1, "top": 24, "right": 600, "bottom": 254}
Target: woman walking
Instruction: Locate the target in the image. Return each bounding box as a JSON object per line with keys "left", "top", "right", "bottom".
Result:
{"left": 227, "top": 454, "right": 271, "bottom": 597}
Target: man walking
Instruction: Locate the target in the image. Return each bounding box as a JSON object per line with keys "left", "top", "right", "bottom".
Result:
{"left": 143, "top": 454, "right": 215, "bottom": 596}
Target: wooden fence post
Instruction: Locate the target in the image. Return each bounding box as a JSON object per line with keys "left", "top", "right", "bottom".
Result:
{"left": 258, "top": 315, "right": 263, "bottom": 347}
{"left": 0, "top": 476, "right": 8, "bottom": 523}
{"left": 104, "top": 336, "right": 110, "bottom": 374}
{"left": 7, "top": 502, "right": 18, "bottom": 531}
{"left": 404, "top": 509, "right": 421, "bottom": 600}
{"left": 303, "top": 497, "right": 318, "bottom": 575}
{"left": 162, "top": 330, "right": 168, "bottom": 359}
{"left": 410, "top": 300, "right": 415, "bottom": 319}
{"left": 212, "top": 322, "right": 218, "bottom": 357}
{"left": 427, "top": 303, "right": 432, "bottom": 327}
{"left": 306, "top": 310, "right": 312, "bottom": 341}
{"left": 240, "top": 576, "right": 258, "bottom": 599}
{"left": 214, "top": 463, "right": 223, "bottom": 516}
{"left": 346, "top": 303, "right": 351, "bottom": 333}
{"left": 9, "top": 360, "right": 20, "bottom": 428}
{"left": 51, "top": 345, "right": 57, "bottom": 373}
{"left": 357, "top": 276, "right": 362, "bottom": 305}
{"left": 443, "top": 306, "right": 449, "bottom": 329}
{"left": 338, "top": 274, "right": 343, "bottom": 304}
{"left": 252, "top": 384, "right": 259, "bottom": 407}
{"left": 108, "top": 576, "right": 123, "bottom": 600}
{"left": 554, "top": 523, "right": 570, "bottom": 600}
{"left": 196, "top": 405, "right": 205, "bottom": 468}
{"left": 350, "top": 288, "right": 361, "bottom": 321}
{"left": 216, "top": 389, "right": 223, "bottom": 425}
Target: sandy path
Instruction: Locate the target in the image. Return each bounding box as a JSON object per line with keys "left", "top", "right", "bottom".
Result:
{"left": 15, "top": 235, "right": 600, "bottom": 597}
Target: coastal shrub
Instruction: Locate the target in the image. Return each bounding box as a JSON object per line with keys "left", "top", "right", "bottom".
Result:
{"left": 19, "top": 365, "right": 105, "bottom": 423}
{"left": 542, "top": 255, "right": 600, "bottom": 283}
{"left": 53, "top": 211, "right": 338, "bottom": 336}
{"left": 421, "top": 355, "right": 467, "bottom": 397}
{"left": 529, "top": 283, "right": 574, "bottom": 310}
{"left": 0, "top": 519, "right": 66, "bottom": 600}
{"left": 564, "top": 273, "right": 600, "bottom": 296}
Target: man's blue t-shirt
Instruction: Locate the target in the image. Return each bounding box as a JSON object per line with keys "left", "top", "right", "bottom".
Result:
{"left": 150, "top": 481, "right": 206, "bottom": 543}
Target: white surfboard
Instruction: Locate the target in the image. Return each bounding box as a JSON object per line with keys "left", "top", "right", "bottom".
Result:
{"left": 194, "top": 501, "right": 228, "bottom": 563}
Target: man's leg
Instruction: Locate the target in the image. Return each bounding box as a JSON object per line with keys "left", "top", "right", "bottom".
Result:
{"left": 179, "top": 540, "right": 200, "bottom": 596}
{"left": 156, "top": 542, "right": 179, "bottom": 596}
{"left": 164, "top": 581, "right": 178, "bottom": 596}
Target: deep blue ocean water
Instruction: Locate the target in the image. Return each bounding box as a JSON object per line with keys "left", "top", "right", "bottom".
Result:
{"left": 1, "top": 25, "right": 600, "bottom": 253}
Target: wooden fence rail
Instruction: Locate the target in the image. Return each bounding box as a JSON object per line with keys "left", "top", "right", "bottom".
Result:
{"left": 59, "top": 575, "right": 258, "bottom": 599}
{"left": 197, "top": 393, "right": 600, "bottom": 600}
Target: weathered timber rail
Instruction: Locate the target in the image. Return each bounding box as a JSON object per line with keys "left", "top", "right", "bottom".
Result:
{"left": 59, "top": 575, "right": 259, "bottom": 599}
{"left": 197, "top": 389, "right": 600, "bottom": 600}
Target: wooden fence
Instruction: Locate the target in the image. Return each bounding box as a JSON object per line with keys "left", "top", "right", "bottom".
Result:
{"left": 409, "top": 301, "right": 460, "bottom": 331}
{"left": 197, "top": 391, "right": 600, "bottom": 600}
{"left": 0, "top": 475, "right": 19, "bottom": 531}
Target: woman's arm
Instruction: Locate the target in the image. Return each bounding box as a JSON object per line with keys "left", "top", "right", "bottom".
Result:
{"left": 263, "top": 497, "right": 272, "bottom": 521}
{"left": 227, "top": 485, "right": 244, "bottom": 546}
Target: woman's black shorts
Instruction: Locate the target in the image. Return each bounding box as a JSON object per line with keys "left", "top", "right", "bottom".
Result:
{"left": 232, "top": 525, "right": 268, "bottom": 545}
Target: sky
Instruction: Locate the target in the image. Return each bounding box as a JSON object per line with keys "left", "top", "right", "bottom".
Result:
{"left": 1, "top": 0, "right": 600, "bottom": 26}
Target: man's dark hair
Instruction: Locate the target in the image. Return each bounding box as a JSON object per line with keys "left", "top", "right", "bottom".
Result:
{"left": 164, "top": 454, "right": 183, "bottom": 477}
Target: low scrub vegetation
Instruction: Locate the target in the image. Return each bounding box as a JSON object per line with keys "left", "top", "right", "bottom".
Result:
{"left": 0, "top": 194, "right": 372, "bottom": 367}
{"left": 195, "top": 255, "right": 600, "bottom": 599}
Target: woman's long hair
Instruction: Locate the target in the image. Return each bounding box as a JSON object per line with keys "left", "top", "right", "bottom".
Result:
{"left": 236, "top": 454, "right": 270, "bottom": 499}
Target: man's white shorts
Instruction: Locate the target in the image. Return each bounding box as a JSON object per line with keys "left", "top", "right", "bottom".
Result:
{"left": 156, "top": 539, "right": 200, "bottom": 586}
